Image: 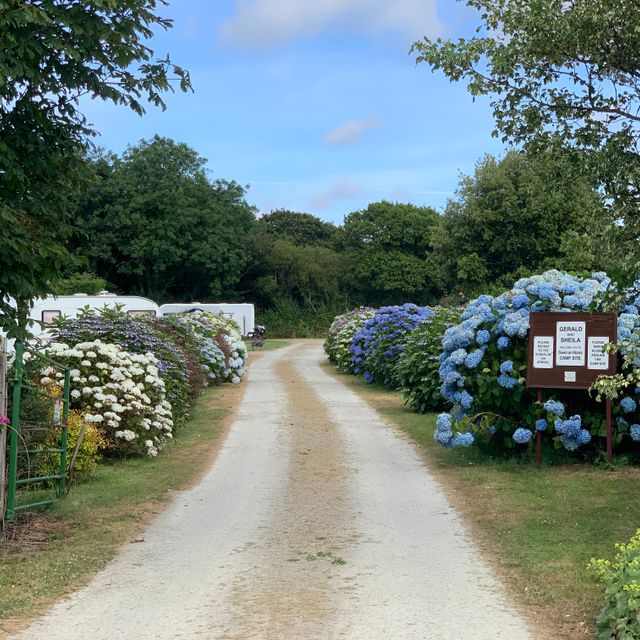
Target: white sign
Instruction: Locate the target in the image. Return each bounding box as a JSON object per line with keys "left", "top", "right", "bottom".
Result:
{"left": 556, "top": 321, "right": 586, "bottom": 366}
{"left": 564, "top": 371, "right": 577, "bottom": 382}
{"left": 533, "top": 336, "right": 554, "bottom": 368}
{"left": 588, "top": 336, "right": 610, "bottom": 370}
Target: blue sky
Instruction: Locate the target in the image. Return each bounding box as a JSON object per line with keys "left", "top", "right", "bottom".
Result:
{"left": 82, "top": 0, "right": 506, "bottom": 224}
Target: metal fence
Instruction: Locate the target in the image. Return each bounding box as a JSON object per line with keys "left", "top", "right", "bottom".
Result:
{"left": 3, "top": 341, "right": 70, "bottom": 524}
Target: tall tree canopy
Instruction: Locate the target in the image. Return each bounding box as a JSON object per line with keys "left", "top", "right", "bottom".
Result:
{"left": 341, "top": 201, "right": 439, "bottom": 305}
{"left": 430, "top": 151, "right": 613, "bottom": 294}
{"left": 258, "top": 209, "right": 339, "bottom": 247}
{"left": 412, "top": 0, "right": 639, "bottom": 231}
{"left": 0, "top": 0, "right": 190, "bottom": 335}
{"left": 72, "top": 137, "right": 255, "bottom": 302}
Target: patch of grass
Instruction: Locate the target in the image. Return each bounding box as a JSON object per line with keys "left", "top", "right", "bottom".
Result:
{"left": 259, "top": 340, "right": 290, "bottom": 351}
{"left": 329, "top": 365, "right": 640, "bottom": 640}
{"left": 244, "top": 339, "right": 290, "bottom": 352}
{"left": 0, "top": 385, "right": 236, "bottom": 632}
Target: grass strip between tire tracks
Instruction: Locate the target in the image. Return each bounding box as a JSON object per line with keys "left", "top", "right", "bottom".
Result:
{"left": 0, "top": 383, "right": 241, "bottom": 636}
{"left": 326, "top": 364, "right": 640, "bottom": 640}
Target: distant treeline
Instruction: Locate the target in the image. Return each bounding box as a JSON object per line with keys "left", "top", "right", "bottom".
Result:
{"left": 62, "top": 136, "right": 633, "bottom": 337}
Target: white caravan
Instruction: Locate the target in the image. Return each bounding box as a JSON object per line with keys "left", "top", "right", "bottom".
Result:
{"left": 27, "top": 292, "right": 159, "bottom": 339}
{"left": 158, "top": 303, "right": 255, "bottom": 336}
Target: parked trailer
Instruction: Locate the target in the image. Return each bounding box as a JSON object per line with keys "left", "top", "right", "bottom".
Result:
{"left": 26, "top": 292, "right": 159, "bottom": 339}
{"left": 158, "top": 303, "right": 255, "bottom": 336}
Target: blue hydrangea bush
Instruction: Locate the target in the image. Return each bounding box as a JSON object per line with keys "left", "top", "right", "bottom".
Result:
{"left": 324, "top": 307, "right": 376, "bottom": 373}
{"left": 433, "top": 270, "right": 640, "bottom": 457}
{"left": 350, "top": 304, "right": 434, "bottom": 388}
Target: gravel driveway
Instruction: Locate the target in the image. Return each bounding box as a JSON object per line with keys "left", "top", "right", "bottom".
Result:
{"left": 11, "top": 341, "right": 535, "bottom": 640}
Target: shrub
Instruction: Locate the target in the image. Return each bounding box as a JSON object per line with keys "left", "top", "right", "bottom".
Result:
{"left": 589, "top": 530, "right": 640, "bottom": 639}
{"left": 324, "top": 307, "right": 376, "bottom": 372}
{"left": 351, "top": 304, "right": 434, "bottom": 388}
{"left": 433, "top": 269, "right": 640, "bottom": 456}
{"left": 35, "top": 405, "right": 106, "bottom": 481}
{"left": 53, "top": 308, "right": 193, "bottom": 424}
{"left": 40, "top": 340, "right": 173, "bottom": 457}
{"left": 161, "top": 311, "right": 248, "bottom": 383}
{"left": 158, "top": 313, "right": 227, "bottom": 385}
{"left": 397, "top": 307, "right": 461, "bottom": 413}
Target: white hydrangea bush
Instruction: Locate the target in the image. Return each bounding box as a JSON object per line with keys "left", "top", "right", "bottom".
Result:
{"left": 222, "top": 330, "right": 248, "bottom": 383}
{"left": 41, "top": 340, "right": 173, "bottom": 457}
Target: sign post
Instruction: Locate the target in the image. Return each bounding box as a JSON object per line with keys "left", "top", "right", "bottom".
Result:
{"left": 526, "top": 312, "right": 617, "bottom": 462}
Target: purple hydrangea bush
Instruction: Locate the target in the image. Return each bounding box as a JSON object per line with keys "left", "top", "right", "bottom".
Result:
{"left": 350, "top": 304, "right": 434, "bottom": 388}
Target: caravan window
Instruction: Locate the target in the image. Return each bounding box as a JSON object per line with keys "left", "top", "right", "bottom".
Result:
{"left": 42, "top": 310, "right": 61, "bottom": 326}
{"left": 127, "top": 310, "right": 156, "bottom": 318}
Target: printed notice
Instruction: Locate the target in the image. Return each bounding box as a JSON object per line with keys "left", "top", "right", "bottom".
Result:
{"left": 556, "top": 321, "right": 586, "bottom": 366}
{"left": 564, "top": 371, "right": 577, "bottom": 382}
{"left": 588, "top": 336, "right": 610, "bottom": 370}
{"left": 533, "top": 336, "right": 554, "bottom": 368}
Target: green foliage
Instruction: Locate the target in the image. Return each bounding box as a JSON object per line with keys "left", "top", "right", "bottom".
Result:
{"left": 589, "top": 529, "right": 640, "bottom": 639}
{"left": 412, "top": 0, "right": 640, "bottom": 232}
{"left": 341, "top": 201, "right": 439, "bottom": 305}
{"left": 0, "top": 0, "right": 190, "bottom": 337}
{"left": 397, "top": 307, "right": 461, "bottom": 413}
{"left": 260, "top": 298, "right": 338, "bottom": 338}
{"left": 71, "top": 137, "right": 255, "bottom": 301}
{"left": 53, "top": 272, "right": 111, "bottom": 296}
{"left": 430, "top": 151, "right": 616, "bottom": 295}
{"left": 35, "top": 409, "right": 105, "bottom": 481}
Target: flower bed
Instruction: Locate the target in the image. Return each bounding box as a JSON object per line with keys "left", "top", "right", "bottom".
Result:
{"left": 53, "top": 308, "right": 193, "bottom": 424}
{"left": 350, "top": 304, "right": 434, "bottom": 388}
{"left": 433, "top": 270, "right": 640, "bottom": 456}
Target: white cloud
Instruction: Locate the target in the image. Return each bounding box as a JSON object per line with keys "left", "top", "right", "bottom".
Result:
{"left": 310, "top": 177, "right": 363, "bottom": 209}
{"left": 324, "top": 115, "right": 385, "bottom": 146}
{"left": 219, "top": 0, "right": 442, "bottom": 49}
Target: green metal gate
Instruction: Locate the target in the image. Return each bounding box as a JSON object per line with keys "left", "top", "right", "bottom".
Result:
{"left": 4, "top": 341, "right": 70, "bottom": 523}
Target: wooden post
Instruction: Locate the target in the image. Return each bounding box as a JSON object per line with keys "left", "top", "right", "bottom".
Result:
{"left": 535, "top": 389, "right": 542, "bottom": 465}
{"left": 0, "top": 338, "right": 7, "bottom": 529}
{"left": 606, "top": 398, "right": 613, "bottom": 463}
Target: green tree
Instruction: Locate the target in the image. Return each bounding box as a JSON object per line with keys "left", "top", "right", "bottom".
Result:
{"left": 258, "top": 209, "right": 339, "bottom": 247}
{"left": 412, "top": 0, "right": 639, "bottom": 232}
{"left": 430, "top": 151, "right": 613, "bottom": 295}
{"left": 341, "top": 201, "right": 440, "bottom": 305}
{"left": 72, "top": 137, "right": 256, "bottom": 302}
{"left": 0, "top": 0, "right": 190, "bottom": 336}
{"left": 241, "top": 235, "right": 349, "bottom": 308}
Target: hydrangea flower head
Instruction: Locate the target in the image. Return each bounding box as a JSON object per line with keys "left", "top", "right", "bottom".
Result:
{"left": 451, "top": 432, "right": 475, "bottom": 448}
{"left": 513, "top": 428, "right": 533, "bottom": 444}
{"left": 543, "top": 399, "right": 565, "bottom": 417}
{"left": 620, "top": 396, "right": 637, "bottom": 414}
{"left": 498, "top": 374, "right": 518, "bottom": 389}
{"left": 535, "top": 419, "right": 548, "bottom": 431}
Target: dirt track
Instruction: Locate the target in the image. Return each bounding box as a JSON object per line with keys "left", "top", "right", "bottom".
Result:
{"left": 10, "top": 341, "right": 534, "bottom": 639}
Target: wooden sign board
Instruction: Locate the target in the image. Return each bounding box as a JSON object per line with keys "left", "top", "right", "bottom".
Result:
{"left": 526, "top": 312, "right": 617, "bottom": 389}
